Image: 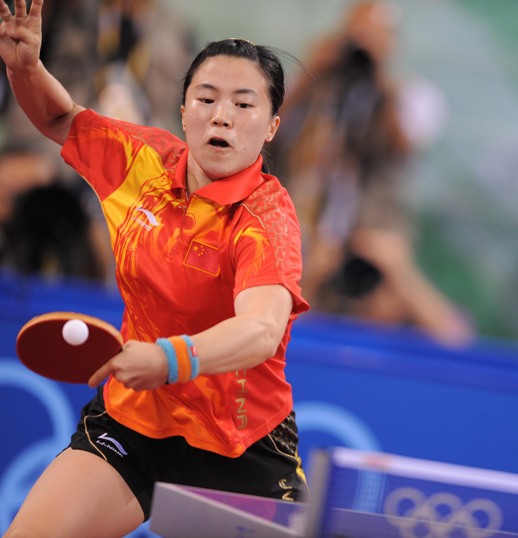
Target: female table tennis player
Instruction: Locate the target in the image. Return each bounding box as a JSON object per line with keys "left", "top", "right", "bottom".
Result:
{"left": 1, "top": 1, "right": 310, "bottom": 536}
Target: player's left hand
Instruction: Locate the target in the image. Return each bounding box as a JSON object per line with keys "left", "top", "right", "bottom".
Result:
{"left": 0, "top": 0, "right": 43, "bottom": 71}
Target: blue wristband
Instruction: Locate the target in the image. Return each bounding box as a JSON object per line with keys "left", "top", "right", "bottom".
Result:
{"left": 180, "top": 334, "right": 199, "bottom": 379}
{"left": 156, "top": 338, "right": 178, "bottom": 384}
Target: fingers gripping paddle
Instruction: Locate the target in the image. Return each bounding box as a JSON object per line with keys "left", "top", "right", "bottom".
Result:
{"left": 16, "top": 312, "right": 123, "bottom": 383}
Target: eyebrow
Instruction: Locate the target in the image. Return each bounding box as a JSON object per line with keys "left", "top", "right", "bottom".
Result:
{"left": 194, "top": 83, "right": 258, "bottom": 97}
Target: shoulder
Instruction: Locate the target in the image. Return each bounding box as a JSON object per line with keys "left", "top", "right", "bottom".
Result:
{"left": 69, "top": 109, "right": 187, "bottom": 165}
{"left": 241, "top": 174, "right": 300, "bottom": 240}
{"left": 244, "top": 175, "right": 296, "bottom": 219}
{"left": 72, "top": 110, "right": 183, "bottom": 143}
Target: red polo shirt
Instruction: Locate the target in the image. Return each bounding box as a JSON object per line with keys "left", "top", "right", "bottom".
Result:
{"left": 62, "top": 110, "right": 308, "bottom": 457}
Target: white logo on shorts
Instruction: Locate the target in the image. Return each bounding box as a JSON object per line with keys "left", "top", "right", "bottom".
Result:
{"left": 96, "top": 432, "right": 128, "bottom": 458}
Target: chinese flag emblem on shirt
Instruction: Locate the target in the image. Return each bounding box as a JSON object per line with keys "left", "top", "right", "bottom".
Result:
{"left": 184, "top": 240, "right": 220, "bottom": 276}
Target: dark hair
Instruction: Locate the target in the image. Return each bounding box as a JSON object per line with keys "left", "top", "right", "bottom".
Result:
{"left": 182, "top": 39, "right": 285, "bottom": 116}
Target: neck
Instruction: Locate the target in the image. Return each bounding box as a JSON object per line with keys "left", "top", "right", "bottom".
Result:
{"left": 186, "top": 159, "right": 211, "bottom": 196}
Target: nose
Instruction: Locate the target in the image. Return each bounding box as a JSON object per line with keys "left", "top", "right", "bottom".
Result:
{"left": 211, "top": 103, "right": 233, "bottom": 128}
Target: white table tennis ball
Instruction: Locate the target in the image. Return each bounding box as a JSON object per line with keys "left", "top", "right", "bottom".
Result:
{"left": 62, "top": 319, "right": 89, "bottom": 346}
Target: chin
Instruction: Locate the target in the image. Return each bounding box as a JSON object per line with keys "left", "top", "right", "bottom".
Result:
{"left": 205, "top": 167, "right": 238, "bottom": 180}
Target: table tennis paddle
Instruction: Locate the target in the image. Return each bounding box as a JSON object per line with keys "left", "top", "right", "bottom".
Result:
{"left": 16, "top": 311, "right": 123, "bottom": 384}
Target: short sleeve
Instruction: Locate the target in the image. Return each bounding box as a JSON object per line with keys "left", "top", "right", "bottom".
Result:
{"left": 233, "top": 185, "right": 309, "bottom": 315}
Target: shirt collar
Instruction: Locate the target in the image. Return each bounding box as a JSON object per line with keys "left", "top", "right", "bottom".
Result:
{"left": 172, "top": 149, "right": 265, "bottom": 206}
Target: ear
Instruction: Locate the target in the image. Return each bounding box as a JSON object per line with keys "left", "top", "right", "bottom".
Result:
{"left": 180, "top": 105, "right": 186, "bottom": 131}
{"left": 265, "top": 115, "right": 281, "bottom": 143}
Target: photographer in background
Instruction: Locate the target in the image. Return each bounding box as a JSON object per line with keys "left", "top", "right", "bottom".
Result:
{"left": 273, "top": 0, "right": 473, "bottom": 346}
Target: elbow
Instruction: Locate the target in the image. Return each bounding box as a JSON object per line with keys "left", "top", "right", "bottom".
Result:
{"left": 42, "top": 104, "right": 83, "bottom": 145}
{"left": 257, "top": 319, "right": 284, "bottom": 361}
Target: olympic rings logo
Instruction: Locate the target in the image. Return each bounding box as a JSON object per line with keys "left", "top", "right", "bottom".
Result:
{"left": 383, "top": 487, "right": 503, "bottom": 538}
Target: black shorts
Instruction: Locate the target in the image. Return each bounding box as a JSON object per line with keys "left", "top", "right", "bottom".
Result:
{"left": 68, "top": 388, "right": 309, "bottom": 520}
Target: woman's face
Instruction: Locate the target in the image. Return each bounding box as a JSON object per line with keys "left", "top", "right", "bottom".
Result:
{"left": 181, "top": 55, "right": 280, "bottom": 183}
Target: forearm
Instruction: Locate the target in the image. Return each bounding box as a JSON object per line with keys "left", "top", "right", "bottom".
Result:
{"left": 7, "top": 60, "right": 81, "bottom": 144}
{"left": 385, "top": 264, "right": 473, "bottom": 345}
{"left": 192, "top": 313, "right": 284, "bottom": 375}
{"left": 88, "top": 286, "right": 292, "bottom": 390}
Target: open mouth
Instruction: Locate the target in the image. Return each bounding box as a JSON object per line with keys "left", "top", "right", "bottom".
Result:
{"left": 209, "top": 138, "right": 230, "bottom": 148}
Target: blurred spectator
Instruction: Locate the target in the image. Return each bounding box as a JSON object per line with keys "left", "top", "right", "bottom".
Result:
{"left": 273, "top": 0, "right": 473, "bottom": 346}
{"left": 0, "top": 147, "right": 56, "bottom": 224}
{"left": 96, "top": 0, "right": 194, "bottom": 131}
{"left": 1, "top": 0, "right": 193, "bottom": 148}
{"left": 0, "top": 181, "right": 107, "bottom": 281}
{"left": 0, "top": 0, "right": 194, "bottom": 284}
{"left": 0, "top": 0, "right": 100, "bottom": 165}
{"left": 0, "top": 0, "right": 106, "bottom": 283}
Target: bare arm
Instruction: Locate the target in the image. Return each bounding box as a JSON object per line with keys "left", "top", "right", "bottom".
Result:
{"left": 193, "top": 284, "right": 294, "bottom": 373}
{"left": 0, "top": 0, "right": 84, "bottom": 145}
{"left": 88, "top": 284, "right": 294, "bottom": 390}
{"left": 348, "top": 227, "right": 474, "bottom": 346}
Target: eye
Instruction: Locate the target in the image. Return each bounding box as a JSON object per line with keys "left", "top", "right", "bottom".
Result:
{"left": 198, "top": 97, "right": 214, "bottom": 104}
{"left": 236, "top": 102, "right": 253, "bottom": 109}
